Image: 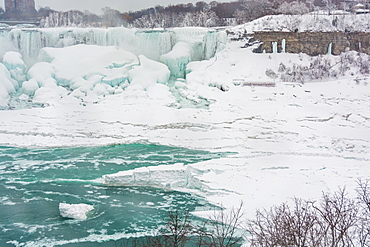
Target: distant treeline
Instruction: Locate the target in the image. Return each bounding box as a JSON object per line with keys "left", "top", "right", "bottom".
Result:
{"left": 5, "top": 0, "right": 364, "bottom": 28}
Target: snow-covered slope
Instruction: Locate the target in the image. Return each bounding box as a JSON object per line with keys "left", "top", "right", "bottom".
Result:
{"left": 230, "top": 13, "right": 370, "bottom": 34}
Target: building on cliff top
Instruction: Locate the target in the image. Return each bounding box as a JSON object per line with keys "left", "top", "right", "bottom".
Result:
{"left": 4, "top": 0, "right": 37, "bottom": 19}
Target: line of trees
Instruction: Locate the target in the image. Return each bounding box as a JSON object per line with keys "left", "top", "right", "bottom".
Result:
{"left": 115, "top": 202, "right": 246, "bottom": 247}
{"left": 37, "top": 0, "right": 367, "bottom": 28}
{"left": 248, "top": 180, "right": 370, "bottom": 246}
{"left": 114, "top": 178, "right": 370, "bottom": 246}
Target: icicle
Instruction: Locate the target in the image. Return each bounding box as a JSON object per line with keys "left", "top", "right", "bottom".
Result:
{"left": 282, "top": 39, "right": 286, "bottom": 53}
{"left": 327, "top": 42, "right": 332, "bottom": 55}
{"left": 272, "top": 41, "right": 278, "bottom": 53}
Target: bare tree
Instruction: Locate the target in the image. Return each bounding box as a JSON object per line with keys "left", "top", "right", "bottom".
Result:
{"left": 162, "top": 210, "right": 193, "bottom": 247}
{"left": 356, "top": 179, "right": 370, "bottom": 247}
{"left": 196, "top": 202, "right": 246, "bottom": 247}
{"left": 247, "top": 187, "right": 363, "bottom": 247}
{"left": 312, "top": 188, "right": 358, "bottom": 247}
{"left": 247, "top": 198, "right": 322, "bottom": 247}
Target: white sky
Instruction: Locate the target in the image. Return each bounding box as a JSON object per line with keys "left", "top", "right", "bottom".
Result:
{"left": 0, "top": 0, "right": 230, "bottom": 14}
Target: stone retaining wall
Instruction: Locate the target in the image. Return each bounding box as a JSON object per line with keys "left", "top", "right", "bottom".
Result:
{"left": 251, "top": 32, "right": 370, "bottom": 55}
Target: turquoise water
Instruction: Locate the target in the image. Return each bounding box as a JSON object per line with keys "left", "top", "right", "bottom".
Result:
{"left": 0, "top": 144, "right": 229, "bottom": 247}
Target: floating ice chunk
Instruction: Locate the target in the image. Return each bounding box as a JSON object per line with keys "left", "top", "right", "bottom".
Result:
{"left": 129, "top": 55, "right": 170, "bottom": 89}
{"left": 59, "top": 203, "right": 94, "bottom": 220}
{"left": 2, "top": 51, "right": 27, "bottom": 84}
{"left": 103, "top": 163, "right": 205, "bottom": 190}
{"left": 22, "top": 79, "right": 39, "bottom": 96}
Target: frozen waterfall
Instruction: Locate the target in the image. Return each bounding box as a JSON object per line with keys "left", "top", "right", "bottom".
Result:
{"left": 0, "top": 27, "right": 227, "bottom": 65}
{"left": 0, "top": 26, "right": 226, "bottom": 108}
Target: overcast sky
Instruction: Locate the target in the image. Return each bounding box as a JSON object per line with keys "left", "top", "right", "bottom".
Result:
{"left": 0, "top": 0, "right": 230, "bottom": 14}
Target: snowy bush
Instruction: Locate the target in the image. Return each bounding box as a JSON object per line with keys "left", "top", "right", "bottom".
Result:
{"left": 265, "top": 68, "right": 278, "bottom": 79}
{"left": 277, "top": 51, "right": 370, "bottom": 83}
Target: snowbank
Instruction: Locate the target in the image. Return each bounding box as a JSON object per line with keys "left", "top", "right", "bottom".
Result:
{"left": 33, "top": 79, "right": 68, "bottom": 105}
{"left": 59, "top": 203, "right": 94, "bottom": 220}
{"left": 27, "top": 62, "right": 55, "bottom": 86}
{"left": 39, "top": 44, "right": 139, "bottom": 86}
{"left": 2, "top": 51, "right": 27, "bottom": 84}
{"left": 0, "top": 63, "right": 17, "bottom": 107}
{"left": 0, "top": 44, "right": 175, "bottom": 106}
{"left": 21, "top": 79, "right": 39, "bottom": 96}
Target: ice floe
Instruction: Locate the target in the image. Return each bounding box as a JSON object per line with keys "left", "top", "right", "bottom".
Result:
{"left": 59, "top": 203, "right": 94, "bottom": 220}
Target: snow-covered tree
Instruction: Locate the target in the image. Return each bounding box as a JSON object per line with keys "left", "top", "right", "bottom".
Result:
{"left": 101, "top": 7, "right": 125, "bottom": 27}
{"left": 181, "top": 10, "right": 220, "bottom": 27}
{"left": 278, "top": 1, "right": 310, "bottom": 15}
{"left": 133, "top": 9, "right": 220, "bottom": 28}
{"left": 41, "top": 10, "right": 85, "bottom": 27}
{"left": 240, "top": 0, "right": 274, "bottom": 21}
{"left": 233, "top": 9, "right": 248, "bottom": 24}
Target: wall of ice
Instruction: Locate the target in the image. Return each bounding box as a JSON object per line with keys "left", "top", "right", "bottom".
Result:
{"left": 0, "top": 27, "right": 227, "bottom": 65}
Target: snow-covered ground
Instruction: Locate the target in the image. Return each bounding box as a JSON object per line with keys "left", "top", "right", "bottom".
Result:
{"left": 230, "top": 13, "right": 370, "bottom": 33}
{"left": 0, "top": 27, "right": 369, "bottom": 222}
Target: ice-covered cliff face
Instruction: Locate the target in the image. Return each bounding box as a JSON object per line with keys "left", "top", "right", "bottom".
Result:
{"left": 0, "top": 27, "right": 226, "bottom": 108}
{"left": 0, "top": 27, "right": 227, "bottom": 64}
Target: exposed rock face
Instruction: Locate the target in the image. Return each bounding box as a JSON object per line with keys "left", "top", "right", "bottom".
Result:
{"left": 252, "top": 32, "right": 370, "bottom": 55}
